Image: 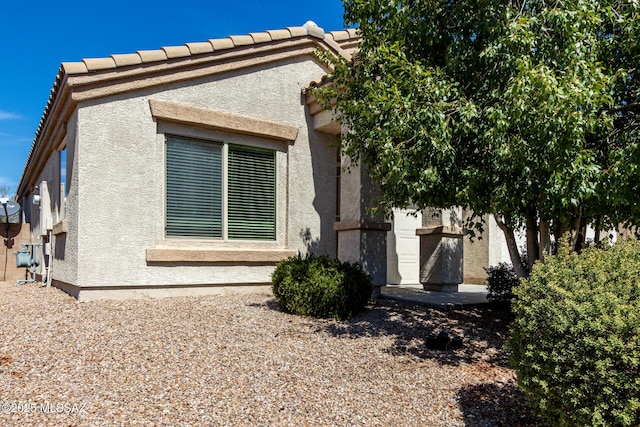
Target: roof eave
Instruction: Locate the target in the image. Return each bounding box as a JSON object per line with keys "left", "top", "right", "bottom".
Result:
{"left": 16, "top": 22, "right": 358, "bottom": 201}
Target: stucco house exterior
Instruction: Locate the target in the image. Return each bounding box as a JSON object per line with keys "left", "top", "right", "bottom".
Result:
{"left": 16, "top": 22, "right": 510, "bottom": 301}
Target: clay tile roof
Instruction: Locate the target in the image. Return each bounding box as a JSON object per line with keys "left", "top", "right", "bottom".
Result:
{"left": 209, "top": 38, "right": 234, "bottom": 51}
{"left": 18, "top": 22, "right": 360, "bottom": 196}
{"left": 111, "top": 53, "right": 143, "bottom": 67}
{"left": 82, "top": 57, "right": 117, "bottom": 71}
{"left": 249, "top": 32, "right": 272, "bottom": 44}
{"left": 286, "top": 26, "right": 308, "bottom": 38}
{"left": 162, "top": 45, "right": 191, "bottom": 59}
{"left": 61, "top": 61, "right": 88, "bottom": 74}
{"left": 228, "top": 35, "right": 253, "bottom": 46}
{"left": 57, "top": 21, "right": 347, "bottom": 77}
{"left": 137, "top": 49, "right": 168, "bottom": 63}
{"left": 266, "top": 29, "right": 291, "bottom": 41}
{"left": 303, "top": 21, "right": 325, "bottom": 38}
{"left": 185, "top": 41, "right": 214, "bottom": 55}
{"left": 328, "top": 30, "right": 352, "bottom": 42}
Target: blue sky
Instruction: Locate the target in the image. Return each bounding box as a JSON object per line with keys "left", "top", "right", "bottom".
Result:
{"left": 0, "top": 0, "right": 346, "bottom": 195}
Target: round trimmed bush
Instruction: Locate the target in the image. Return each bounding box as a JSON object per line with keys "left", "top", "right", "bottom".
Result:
{"left": 509, "top": 239, "right": 640, "bottom": 426}
{"left": 485, "top": 261, "right": 520, "bottom": 308}
{"left": 271, "top": 253, "right": 373, "bottom": 319}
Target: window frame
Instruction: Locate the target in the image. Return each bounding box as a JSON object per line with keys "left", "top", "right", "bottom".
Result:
{"left": 164, "top": 133, "right": 278, "bottom": 242}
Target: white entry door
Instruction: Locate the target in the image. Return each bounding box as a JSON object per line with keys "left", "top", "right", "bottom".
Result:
{"left": 387, "top": 209, "right": 422, "bottom": 285}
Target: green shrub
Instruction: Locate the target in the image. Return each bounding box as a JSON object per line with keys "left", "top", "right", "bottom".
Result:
{"left": 509, "top": 238, "right": 640, "bottom": 426}
{"left": 271, "top": 253, "right": 373, "bottom": 319}
{"left": 485, "top": 262, "right": 520, "bottom": 307}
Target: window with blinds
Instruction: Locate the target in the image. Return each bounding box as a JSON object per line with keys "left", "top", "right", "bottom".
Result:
{"left": 165, "top": 135, "right": 276, "bottom": 240}
{"left": 166, "top": 136, "right": 223, "bottom": 238}
{"left": 228, "top": 144, "right": 276, "bottom": 240}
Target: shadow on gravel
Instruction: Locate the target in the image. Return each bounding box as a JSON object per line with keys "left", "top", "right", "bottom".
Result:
{"left": 265, "top": 297, "right": 513, "bottom": 367}
{"left": 457, "top": 382, "right": 540, "bottom": 426}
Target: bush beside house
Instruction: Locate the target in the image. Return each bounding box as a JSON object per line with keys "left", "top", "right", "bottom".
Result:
{"left": 509, "top": 239, "right": 640, "bottom": 426}
{"left": 485, "top": 262, "right": 521, "bottom": 309}
{"left": 271, "top": 253, "right": 372, "bottom": 320}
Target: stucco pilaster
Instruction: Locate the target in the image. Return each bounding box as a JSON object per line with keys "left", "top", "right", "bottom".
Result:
{"left": 417, "top": 207, "right": 464, "bottom": 292}
{"left": 334, "top": 158, "right": 390, "bottom": 290}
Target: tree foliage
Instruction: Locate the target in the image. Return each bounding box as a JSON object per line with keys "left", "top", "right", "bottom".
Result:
{"left": 509, "top": 238, "right": 640, "bottom": 426}
{"left": 314, "top": 0, "right": 640, "bottom": 276}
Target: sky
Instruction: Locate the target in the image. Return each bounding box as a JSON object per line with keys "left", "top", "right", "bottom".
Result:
{"left": 0, "top": 0, "right": 347, "bottom": 196}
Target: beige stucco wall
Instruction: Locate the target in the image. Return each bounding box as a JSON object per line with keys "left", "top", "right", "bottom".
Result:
{"left": 65, "top": 57, "right": 336, "bottom": 291}
{"left": 53, "top": 111, "right": 79, "bottom": 285}
{"left": 463, "top": 212, "right": 516, "bottom": 284}
{"left": 20, "top": 120, "right": 77, "bottom": 283}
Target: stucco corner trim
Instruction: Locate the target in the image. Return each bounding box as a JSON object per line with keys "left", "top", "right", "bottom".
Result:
{"left": 333, "top": 220, "right": 392, "bottom": 232}
{"left": 149, "top": 99, "right": 299, "bottom": 142}
{"left": 53, "top": 219, "right": 68, "bottom": 235}
{"left": 146, "top": 247, "right": 297, "bottom": 264}
{"left": 416, "top": 226, "right": 464, "bottom": 237}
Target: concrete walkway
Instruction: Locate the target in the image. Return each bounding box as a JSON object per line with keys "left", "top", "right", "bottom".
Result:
{"left": 380, "top": 284, "right": 490, "bottom": 310}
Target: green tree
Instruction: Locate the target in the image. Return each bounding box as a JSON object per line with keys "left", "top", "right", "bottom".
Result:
{"left": 314, "top": 0, "right": 640, "bottom": 277}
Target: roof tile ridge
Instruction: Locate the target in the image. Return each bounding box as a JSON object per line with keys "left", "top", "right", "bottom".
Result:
{"left": 266, "top": 29, "right": 291, "bottom": 41}
{"left": 58, "top": 22, "right": 345, "bottom": 76}
{"left": 303, "top": 21, "right": 325, "bottom": 39}
{"left": 111, "top": 53, "right": 143, "bottom": 67}
{"left": 208, "top": 38, "right": 234, "bottom": 51}
{"left": 227, "top": 34, "right": 253, "bottom": 46}
{"left": 327, "top": 28, "right": 360, "bottom": 42}
{"left": 286, "top": 25, "right": 308, "bottom": 38}
{"left": 161, "top": 45, "right": 191, "bottom": 59}
{"left": 136, "top": 49, "right": 168, "bottom": 63}
{"left": 185, "top": 41, "right": 214, "bottom": 55}
{"left": 82, "top": 57, "right": 117, "bottom": 72}
{"left": 61, "top": 61, "right": 89, "bottom": 74}
{"left": 249, "top": 32, "right": 272, "bottom": 44}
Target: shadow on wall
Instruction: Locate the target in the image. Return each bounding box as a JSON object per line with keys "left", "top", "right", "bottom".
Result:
{"left": 386, "top": 217, "right": 400, "bottom": 284}
{"left": 54, "top": 234, "right": 66, "bottom": 261}
{"left": 359, "top": 229, "right": 386, "bottom": 284}
{"left": 303, "top": 97, "right": 338, "bottom": 258}
{"left": 300, "top": 227, "right": 325, "bottom": 255}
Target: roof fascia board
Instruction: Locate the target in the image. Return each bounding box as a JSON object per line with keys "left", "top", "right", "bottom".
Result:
{"left": 18, "top": 76, "right": 74, "bottom": 197}
{"left": 69, "top": 39, "right": 335, "bottom": 103}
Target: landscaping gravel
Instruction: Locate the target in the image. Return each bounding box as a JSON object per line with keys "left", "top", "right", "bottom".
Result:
{"left": 0, "top": 281, "right": 538, "bottom": 426}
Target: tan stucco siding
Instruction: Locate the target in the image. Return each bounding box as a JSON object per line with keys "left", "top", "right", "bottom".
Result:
{"left": 52, "top": 111, "right": 79, "bottom": 285}
{"left": 20, "top": 112, "right": 78, "bottom": 283}
{"left": 462, "top": 212, "right": 515, "bottom": 284}
{"left": 71, "top": 57, "right": 336, "bottom": 288}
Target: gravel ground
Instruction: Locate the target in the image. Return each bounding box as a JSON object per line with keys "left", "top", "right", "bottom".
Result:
{"left": 0, "top": 281, "right": 539, "bottom": 426}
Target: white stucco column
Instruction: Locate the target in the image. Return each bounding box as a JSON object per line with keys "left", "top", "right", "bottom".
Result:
{"left": 416, "top": 207, "right": 464, "bottom": 292}
{"left": 334, "top": 158, "right": 391, "bottom": 293}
